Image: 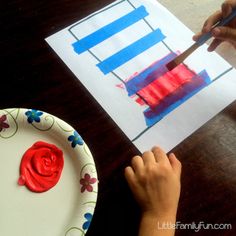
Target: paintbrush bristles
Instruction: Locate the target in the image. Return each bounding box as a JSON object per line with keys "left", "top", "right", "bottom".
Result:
{"left": 166, "top": 43, "right": 199, "bottom": 71}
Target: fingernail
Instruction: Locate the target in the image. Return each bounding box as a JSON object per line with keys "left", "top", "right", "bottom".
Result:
{"left": 207, "top": 46, "right": 214, "bottom": 52}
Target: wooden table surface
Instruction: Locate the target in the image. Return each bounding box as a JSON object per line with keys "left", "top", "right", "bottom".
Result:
{"left": 1, "top": 0, "right": 236, "bottom": 235}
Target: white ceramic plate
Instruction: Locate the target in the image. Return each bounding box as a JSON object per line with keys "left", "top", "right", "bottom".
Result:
{"left": 0, "top": 108, "right": 98, "bottom": 236}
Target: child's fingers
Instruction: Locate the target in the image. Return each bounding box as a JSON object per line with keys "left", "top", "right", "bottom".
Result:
{"left": 222, "top": 0, "right": 236, "bottom": 18}
{"left": 142, "top": 151, "right": 156, "bottom": 164}
{"left": 207, "top": 38, "right": 223, "bottom": 51}
{"left": 193, "top": 30, "right": 224, "bottom": 52}
{"left": 202, "top": 10, "right": 222, "bottom": 33}
{"left": 212, "top": 26, "right": 236, "bottom": 41}
{"left": 192, "top": 32, "right": 202, "bottom": 41}
{"left": 131, "top": 155, "right": 144, "bottom": 172}
{"left": 124, "top": 166, "right": 135, "bottom": 181}
{"left": 124, "top": 166, "right": 136, "bottom": 189}
{"left": 168, "top": 153, "right": 182, "bottom": 178}
{"left": 222, "top": 1, "right": 232, "bottom": 18}
{"left": 152, "top": 146, "right": 168, "bottom": 163}
{"left": 194, "top": 2, "right": 236, "bottom": 44}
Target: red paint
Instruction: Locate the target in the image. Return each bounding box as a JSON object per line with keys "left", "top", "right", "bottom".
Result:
{"left": 137, "top": 64, "right": 196, "bottom": 107}
{"left": 116, "top": 83, "right": 125, "bottom": 89}
{"left": 18, "top": 141, "right": 64, "bottom": 193}
{"left": 135, "top": 97, "right": 146, "bottom": 105}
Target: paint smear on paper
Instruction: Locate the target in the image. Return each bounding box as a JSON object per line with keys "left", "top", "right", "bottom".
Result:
{"left": 124, "top": 52, "right": 211, "bottom": 127}
{"left": 137, "top": 64, "right": 196, "bottom": 107}
{"left": 144, "top": 70, "right": 211, "bottom": 126}
{"left": 125, "top": 52, "right": 178, "bottom": 96}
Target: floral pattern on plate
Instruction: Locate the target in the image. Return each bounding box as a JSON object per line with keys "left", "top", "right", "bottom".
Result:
{"left": 0, "top": 108, "right": 98, "bottom": 236}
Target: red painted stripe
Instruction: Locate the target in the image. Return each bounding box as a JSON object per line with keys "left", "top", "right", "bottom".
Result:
{"left": 137, "top": 64, "right": 196, "bottom": 107}
{"left": 135, "top": 97, "right": 146, "bottom": 105}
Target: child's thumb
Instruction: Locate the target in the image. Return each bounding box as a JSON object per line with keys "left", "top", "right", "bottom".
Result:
{"left": 168, "top": 153, "right": 182, "bottom": 178}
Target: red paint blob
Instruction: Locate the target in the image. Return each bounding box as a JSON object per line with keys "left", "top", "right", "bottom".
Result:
{"left": 18, "top": 141, "right": 64, "bottom": 193}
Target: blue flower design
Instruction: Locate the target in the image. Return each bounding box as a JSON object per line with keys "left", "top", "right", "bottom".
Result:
{"left": 82, "top": 213, "right": 93, "bottom": 230}
{"left": 25, "top": 109, "right": 43, "bottom": 123}
{"left": 68, "top": 131, "right": 84, "bottom": 148}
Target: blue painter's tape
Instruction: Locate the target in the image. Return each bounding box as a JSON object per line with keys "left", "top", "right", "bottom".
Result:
{"left": 72, "top": 6, "right": 149, "bottom": 54}
{"left": 97, "top": 29, "right": 166, "bottom": 74}
{"left": 144, "top": 70, "right": 211, "bottom": 127}
{"left": 125, "top": 52, "right": 177, "bottom": 96}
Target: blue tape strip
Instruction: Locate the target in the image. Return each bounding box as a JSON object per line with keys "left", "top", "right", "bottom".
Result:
{"left": 97, "top": 29, "right": 166, "bottom": 74}
{"left": 72, "top": 6, "right": 149, "bottom": 54}
{"left": 125, "top": 52, "right": 177, "bottom": 96}
{"left": 144, "top": 70, "right": 211, "bottom": 127}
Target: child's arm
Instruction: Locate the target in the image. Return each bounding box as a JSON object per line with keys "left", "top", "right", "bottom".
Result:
{"left": 125, "top": 146, "right": 182, "bottom": 236}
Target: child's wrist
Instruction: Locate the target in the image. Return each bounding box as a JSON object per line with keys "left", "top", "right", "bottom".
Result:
{"left": 142, "top": 210, "right": 177, "bottom": 223}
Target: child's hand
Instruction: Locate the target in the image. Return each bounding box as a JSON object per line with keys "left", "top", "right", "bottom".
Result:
{"left": 125, "top": 146, "right": 181, "bottom": 220}
{"left": 193, "top": 0, "right": 236, "bottom": 51}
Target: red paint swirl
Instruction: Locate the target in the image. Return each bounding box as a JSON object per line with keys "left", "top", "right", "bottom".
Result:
{"left": 18, "top": 141, "right": 64, "bottom": 193}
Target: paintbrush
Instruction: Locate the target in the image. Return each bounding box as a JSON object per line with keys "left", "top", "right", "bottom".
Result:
{"left": 166, "top": 8, "right": 236, "bottom": 71}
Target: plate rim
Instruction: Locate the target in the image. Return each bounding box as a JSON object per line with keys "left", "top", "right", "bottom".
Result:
{"left": 0, "top": 108, "right": 98, "bottom": 236}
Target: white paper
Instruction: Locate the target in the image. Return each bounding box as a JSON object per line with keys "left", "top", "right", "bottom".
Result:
{"left": 46, "top": 0, "right": 236, "bottom": 152}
